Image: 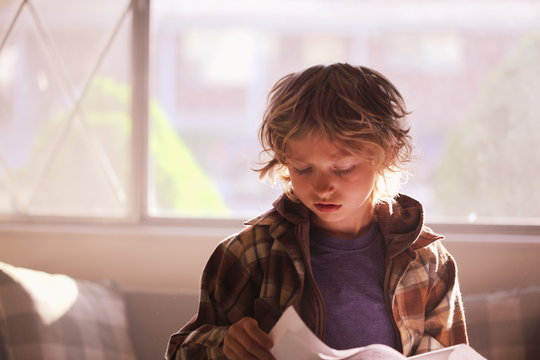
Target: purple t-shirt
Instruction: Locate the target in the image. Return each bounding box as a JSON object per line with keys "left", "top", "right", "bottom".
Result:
{"left": 309, "top": 223, "right": 398, "bottom": 350}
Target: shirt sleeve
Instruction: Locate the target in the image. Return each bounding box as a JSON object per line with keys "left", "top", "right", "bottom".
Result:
{"left": 169, "top": 324, "right": 228, "bottom": 360}
{"left": 414, "top": 242, "right": 468, "bottom": 354}
{"left": 166, "top": 236, "right": 260, "bottom": 360}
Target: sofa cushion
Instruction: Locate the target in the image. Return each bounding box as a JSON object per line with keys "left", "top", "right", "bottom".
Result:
{"left": 123, "top": 289, "right": 199, "bottom": 360}
{"left": 0, "top": 262, "right": 136, "bottom": 360}
{"left": 464, "top": 285, "right": 540, "bottom": 360}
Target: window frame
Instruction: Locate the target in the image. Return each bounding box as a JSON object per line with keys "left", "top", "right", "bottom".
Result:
{"left": 0, "top": 0, "right": 539, "bottom": 238}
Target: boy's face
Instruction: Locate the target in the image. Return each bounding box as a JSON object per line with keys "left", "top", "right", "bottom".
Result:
{"left": 284, "top": 135, "right": 377, "bottom": 239}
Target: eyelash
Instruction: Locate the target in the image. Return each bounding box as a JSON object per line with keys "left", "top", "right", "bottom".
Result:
{"left": 334, "top": 167, "right": 355, "bottom": 175}
{"left": 294, "top": 167, "right": 312, "bottom": 175}
{"left": 293, "top": 166, "right": 355, "bottom": 176}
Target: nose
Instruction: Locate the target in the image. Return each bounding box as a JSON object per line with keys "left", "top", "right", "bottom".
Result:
{"left": 312, "top": 172, "right": 335, "bottom": 197}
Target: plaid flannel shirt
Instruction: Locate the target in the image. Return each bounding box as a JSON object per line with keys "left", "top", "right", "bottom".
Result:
{"left": 166, "top": 194, "right": 468, "bottom": 359}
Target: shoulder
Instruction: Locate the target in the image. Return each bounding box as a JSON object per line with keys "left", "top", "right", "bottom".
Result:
{"left": 394, "top": 232, "right": 459, "bottom": 306}
{"left": 411, "top": 229, "right": 458, "bottom": 283}
{"left": 411, "top": 225, "right": 447, "bottom": 257}
{"left": 218, "top": 208, "right": 295, "bottom": 264}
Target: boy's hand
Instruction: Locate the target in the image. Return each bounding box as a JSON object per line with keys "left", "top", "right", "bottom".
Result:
{"left": 223, "top": 317, "right": 275, "bottom": 360}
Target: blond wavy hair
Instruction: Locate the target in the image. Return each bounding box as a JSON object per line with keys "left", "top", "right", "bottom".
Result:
{"left": 256, "top": 63, "right": 413, "bottom": 206}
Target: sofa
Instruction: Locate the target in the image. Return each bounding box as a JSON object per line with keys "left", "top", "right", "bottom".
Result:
{"left": 0, "top": 261, "right": 197, "bottom": 360}
{"left": 1, "top": 261, "right": 539, "bottom": 360}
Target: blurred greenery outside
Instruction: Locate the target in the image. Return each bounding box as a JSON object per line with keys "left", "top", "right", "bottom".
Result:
{"left": 2, "top": 33, "right": 539, "bottom": 221}
{"left": 17, "top": 76, "right": 229, "bottom": 217}
{"left": 147, "top": 85, "right": 230, "bottom": 217}
{"left": 436, "top": 34, "right": 540, "bottom": 220}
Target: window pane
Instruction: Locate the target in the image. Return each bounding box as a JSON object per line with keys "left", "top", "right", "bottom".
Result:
{"left": 0, "top": 0, "right": 133, "bottom": 217}
{"left": 150, "top": 0, "right": 540, "bottom": 224}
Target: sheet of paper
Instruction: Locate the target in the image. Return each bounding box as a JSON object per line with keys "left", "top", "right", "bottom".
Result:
{"left": 269, "top": 307, "right": 405, "bottom": 360}
{"left": 269, "top": 306, "right": 337, "bottom": 359}
{"left": 408, "top": 344, "right": 487, "bottom": 360}
{"left": 268, "top": 307, "right": 486, "bottom": 360}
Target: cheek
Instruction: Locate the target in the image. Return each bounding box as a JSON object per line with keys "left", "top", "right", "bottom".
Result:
{"left": 289, "top": 174, "right": 309, "bottom": 193}
{"left": 346, "top": 171, "right": 377, "bottom": 191}
{"left": 365, "top": 171, "right": 377, "bottom": 187}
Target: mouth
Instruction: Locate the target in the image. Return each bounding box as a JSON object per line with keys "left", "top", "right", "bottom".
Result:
{"left": 314, "top": 203, "right": 342, "bottom": 213}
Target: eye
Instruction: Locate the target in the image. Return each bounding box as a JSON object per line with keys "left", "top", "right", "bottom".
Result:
{"left": 334, "top": 166, "right": 356, "bottom": 176}
{"left": 293, "top": 166, "right": 312, "bottom": 175}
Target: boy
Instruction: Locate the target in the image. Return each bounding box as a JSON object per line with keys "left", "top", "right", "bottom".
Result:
{"left": 166, "top": 63, "right": 468, "bottom": 360}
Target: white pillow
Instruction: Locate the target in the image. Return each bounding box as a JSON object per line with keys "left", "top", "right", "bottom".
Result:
{"left": 0, "top": 262, "right": 136, "bottom": 360}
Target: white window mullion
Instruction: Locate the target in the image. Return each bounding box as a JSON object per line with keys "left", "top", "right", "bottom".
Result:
{"left": 131, "top": 0, "right": 150, "bottom": 223}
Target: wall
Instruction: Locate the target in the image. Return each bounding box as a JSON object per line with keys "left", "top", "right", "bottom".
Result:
{"left": 0, "top": 223, "right": 539, "bottom": 296}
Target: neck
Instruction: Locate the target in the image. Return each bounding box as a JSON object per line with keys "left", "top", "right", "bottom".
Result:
{"left": 311, "top": 209, "right": 374, "bottom": 240}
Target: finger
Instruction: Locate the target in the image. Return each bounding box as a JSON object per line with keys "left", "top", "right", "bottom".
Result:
{"left": 224, "top": 318, "right": 275, "bottom": 360}
{"left": 235, "top": 324, "right": 274, "bottom": 359}
{"left": 238, "top": 318, "right": 273, "bottom": 360}
{"left": 224, "top": 335, "right": 259, "bottom": 360}
{"left": 242, "top": 318, "right": 274, "bottom": 349}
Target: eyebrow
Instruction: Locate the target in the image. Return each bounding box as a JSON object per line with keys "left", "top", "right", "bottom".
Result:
{"left": 285, "top": 157, "right": 306, "bottom": 163}
{"left": 286, "top": 155, "right": 357, "bottom": 164}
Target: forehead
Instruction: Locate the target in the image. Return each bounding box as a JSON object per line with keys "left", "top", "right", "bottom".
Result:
{"left": 284, "top": 135, "right": 355, "bottom": 161}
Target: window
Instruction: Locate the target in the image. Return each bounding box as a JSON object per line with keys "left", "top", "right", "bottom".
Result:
{"left": 0, "top": 0, "right": 133, "bottom": 219}
{"left": 1, "top": 0, "right": 539, "bottom": 225}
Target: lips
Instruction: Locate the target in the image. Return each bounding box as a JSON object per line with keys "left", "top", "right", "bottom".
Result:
{"left": 314, "top": 203, "right": 342, "bottom": 212}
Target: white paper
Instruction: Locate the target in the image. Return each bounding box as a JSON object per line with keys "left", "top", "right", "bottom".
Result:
{"left": 269, "top": 306, "right": 486, "bottom": 360}
{"left": 269, "top": 307, "right": 405, "bottom": 360}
